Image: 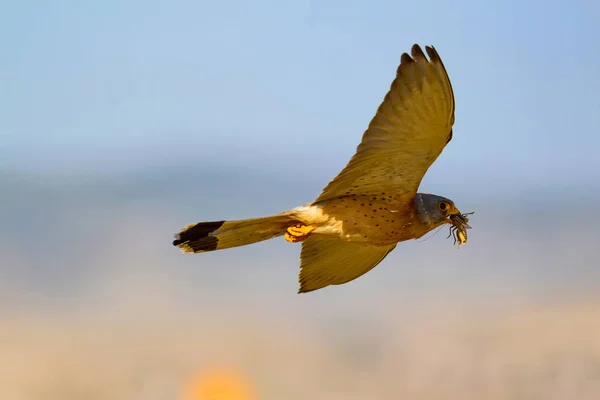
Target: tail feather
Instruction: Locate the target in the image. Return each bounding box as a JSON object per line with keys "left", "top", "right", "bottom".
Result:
{"left": 172, "top": 213, "right": 295, "bottom": 253}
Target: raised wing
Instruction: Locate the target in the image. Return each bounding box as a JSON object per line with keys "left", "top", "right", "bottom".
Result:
{"left": 315, "top": 44, "right": 455, "bottom": 205}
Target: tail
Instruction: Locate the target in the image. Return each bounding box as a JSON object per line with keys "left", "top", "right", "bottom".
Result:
{"left": 172, "top": 212, "right": 296, "bottom": 253}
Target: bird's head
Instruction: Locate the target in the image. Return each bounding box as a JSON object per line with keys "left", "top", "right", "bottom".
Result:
{"left": 415, "top": 193, "right": 473, "bottom": 247}
{"left": 415, "top": 193, "right": 461, "bottom": 226}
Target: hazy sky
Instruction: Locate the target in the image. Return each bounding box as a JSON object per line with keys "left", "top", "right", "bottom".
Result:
{"left": 2, "top": 0, "right": 599, "bottom": 190}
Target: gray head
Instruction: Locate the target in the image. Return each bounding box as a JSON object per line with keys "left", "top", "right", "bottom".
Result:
{"left": 414, "top": 193, "right": 462, "bottom": 230}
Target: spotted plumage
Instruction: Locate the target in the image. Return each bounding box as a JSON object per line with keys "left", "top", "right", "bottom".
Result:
{"left": 173, "top": 44, "right": 473, "bottom": 294}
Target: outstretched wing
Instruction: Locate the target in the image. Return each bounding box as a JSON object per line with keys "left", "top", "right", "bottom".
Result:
{"left": 315, "top": 44, "right": 455, "bottom": 205}
{"left": 298, "top": 236, "right": 397, "bottom": 293}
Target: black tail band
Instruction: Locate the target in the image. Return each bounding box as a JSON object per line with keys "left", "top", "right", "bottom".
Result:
{"left": 172, "top": 220, "right": 225, "bottom": 252}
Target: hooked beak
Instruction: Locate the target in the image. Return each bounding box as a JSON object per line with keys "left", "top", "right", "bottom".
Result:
{"left": 446, "top": 205, "right": 462, "bottom": 222}
{"left": 448, "top": 207, "right": 474, "bottom": 229}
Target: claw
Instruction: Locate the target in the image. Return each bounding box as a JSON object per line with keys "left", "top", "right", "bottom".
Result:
{"left": 284, "top": 223, "right": 316, "bottom": 243}
{"left": 284, "top": 232, "right": 304, "bottom": 242}
{"left": 287, "top": 224, "right": 315, "bottom": 236}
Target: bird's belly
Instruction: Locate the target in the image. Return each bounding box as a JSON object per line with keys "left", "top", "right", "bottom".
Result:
{"left": 294, "top": 198, "right": 416, "bottom": 245}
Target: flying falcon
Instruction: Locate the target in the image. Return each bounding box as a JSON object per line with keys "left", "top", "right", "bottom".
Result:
{"left": 173, "top": 44, "right": 473, "bottom": 293}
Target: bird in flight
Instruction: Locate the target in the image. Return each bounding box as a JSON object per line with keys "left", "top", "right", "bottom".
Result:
{"left": 173, "top": 44, "right": 473, "bottom": 293}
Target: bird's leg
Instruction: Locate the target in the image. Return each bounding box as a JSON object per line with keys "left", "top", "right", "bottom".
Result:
{"left": 284, "top": 223, "right": 316, "bottom": 243}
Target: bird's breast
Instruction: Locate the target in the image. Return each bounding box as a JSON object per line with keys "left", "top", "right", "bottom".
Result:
{"left": 294, "top": 197, "right": 418, "bottom": 245}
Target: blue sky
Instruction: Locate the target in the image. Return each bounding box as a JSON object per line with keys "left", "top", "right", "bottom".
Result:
{"left": 1, "top": 0, "right": 599, "bottom": 191}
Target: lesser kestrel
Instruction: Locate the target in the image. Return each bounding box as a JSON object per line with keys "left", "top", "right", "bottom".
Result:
{"left": 173, "top": 44, "right": 473, "bottom": 293}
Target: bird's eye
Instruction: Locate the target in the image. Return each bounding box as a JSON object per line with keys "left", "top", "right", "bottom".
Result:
{"left": 438, "top": 201, "right": 448, "bottom": 212}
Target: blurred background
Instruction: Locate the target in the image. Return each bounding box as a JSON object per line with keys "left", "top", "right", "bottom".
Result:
{"left": 1, "top": 0, "right": 600, "bottom": 399}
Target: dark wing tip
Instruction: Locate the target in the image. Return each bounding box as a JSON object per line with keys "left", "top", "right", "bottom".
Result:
{"left": 399, "top": 44, "right": 440, "bottom": 71}
{"left": 397, "top": 52, "right": 415, "bottom": 75}
{"left": 411, "top": 44, "right": 427, "bottom": 61}
{"left": 172, "top": 220, "right": 225, "bottom": 252}
{"left": 425, "top": 45, "right": 441, "bottom": 63}
{"left": 400, "top": 52, "right": 414, "bottom": 64}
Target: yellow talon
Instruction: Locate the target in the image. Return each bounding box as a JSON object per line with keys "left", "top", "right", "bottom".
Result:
{"left": 284, "top": 224, "right": 316, "bottom": 243}
{"left": 284, "top": 232, "right": 303, "bottom": 243}
{"left": 286, "top": 224, "right": 316, "bottom": 236}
